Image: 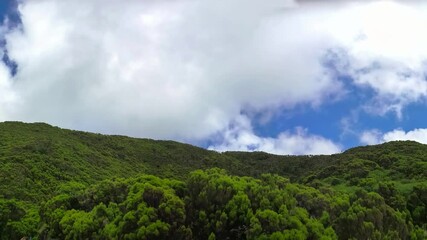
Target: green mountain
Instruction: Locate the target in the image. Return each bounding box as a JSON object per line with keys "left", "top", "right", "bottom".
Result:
{"left": 0, "top": 122, "right": 425, "bottom": 239}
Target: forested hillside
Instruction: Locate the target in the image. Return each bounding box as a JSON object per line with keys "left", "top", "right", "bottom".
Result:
{"left": 0, "top": 122, "right": 426, "bottom": 239}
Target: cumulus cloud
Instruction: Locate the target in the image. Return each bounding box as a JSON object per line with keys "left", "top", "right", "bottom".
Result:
{"left": 209, "top": 115, "right": 341, "bottom": 155}
{"left": 360, "top": 128, "right": 427, "bottom": 145}
{"left": 0, "top": 59, "right": 17, "bottom": 119}
{"left": 383, "top": 129, "right": 427, "bottom": 144}
{"left": 1, "top": 0, "right": 342, "bottom": 141}
{"left": 323, "top": 1, "right": 427, "bottom": 116}
{"left": 360, "top": 129, "right": 383, "bottom": 145}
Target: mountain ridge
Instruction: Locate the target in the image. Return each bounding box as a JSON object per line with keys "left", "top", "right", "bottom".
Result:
{"left": 1, "top": 121, "right": 425, "bottom": 200}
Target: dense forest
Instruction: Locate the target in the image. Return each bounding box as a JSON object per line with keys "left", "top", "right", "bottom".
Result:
{"left": 0, "top": 122, "right": 426, "bottom": 239}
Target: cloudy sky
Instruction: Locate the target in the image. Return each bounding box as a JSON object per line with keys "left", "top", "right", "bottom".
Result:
{"left": 1, "top": 0, "right": 427, "bottom": 155}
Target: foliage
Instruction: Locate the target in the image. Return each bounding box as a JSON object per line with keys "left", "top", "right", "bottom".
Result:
{"left": 0, "top": 122, "right": 426, "bottom": 239}
{"left": 38, "top": 170, "right": 339, "bottom": 239}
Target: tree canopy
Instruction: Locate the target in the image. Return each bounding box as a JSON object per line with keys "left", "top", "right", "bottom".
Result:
{"left": 0, "top": 122, "right": 425, "bottom": 239}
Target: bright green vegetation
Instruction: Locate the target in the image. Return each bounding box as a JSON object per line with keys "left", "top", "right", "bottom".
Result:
{"left": 0, "top": 122, "right": 426, "bottom": 239}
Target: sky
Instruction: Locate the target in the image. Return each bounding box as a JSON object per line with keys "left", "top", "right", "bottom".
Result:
{"left": 0, "top": 0, "right": 427, "bottom": 155}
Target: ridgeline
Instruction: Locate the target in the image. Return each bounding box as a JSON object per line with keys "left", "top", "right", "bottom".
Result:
{"left": 0, "top": 122, "right": 425, "bottom": 239}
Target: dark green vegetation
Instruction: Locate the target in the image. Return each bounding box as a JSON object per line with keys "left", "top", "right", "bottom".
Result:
{"left": 0, "top": 121, "right": 426, "bottom": 239}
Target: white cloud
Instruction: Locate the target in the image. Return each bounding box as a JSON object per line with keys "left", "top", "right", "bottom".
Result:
{"left": 383, "top": 129, "right": 427, "bottom": 144}
{"left": 360, "top": 128, "right": 427, "bottom": 145}
{"left": 209, "top": 115, "right": 341, "bottom": 155}
{"left": 1, "top": 0, "right": 342, "bottom": 142}
{"left": 322, "top": 1, "right": 427, "bottom": 116}
{"left": 360, "top": 129, "right": 382, "bottom": 145}
{"left": 0, "top": 59, "right": 17, "bottom": 120}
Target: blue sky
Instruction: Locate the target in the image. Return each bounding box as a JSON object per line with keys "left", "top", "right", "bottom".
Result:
{"left": 0, "top": 1, "right": 13, "bottom": 16}
{"left": 0, "top": 0, "right": 18, "bottom": 75}
{"left": 1, "top": 0, "right": 427, "bottom": 155}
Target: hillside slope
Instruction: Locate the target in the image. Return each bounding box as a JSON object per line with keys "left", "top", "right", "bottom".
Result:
{"left": 1, "top": 122, "right": 426, "bottom": 200}
{"left": 0, "top": 121, "right": 238, "bottom": 201}
{"left": 0, "top": 122, "right": 425, "bottom": 239}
